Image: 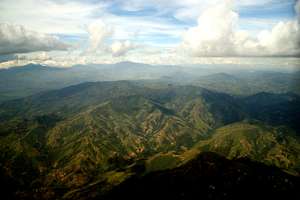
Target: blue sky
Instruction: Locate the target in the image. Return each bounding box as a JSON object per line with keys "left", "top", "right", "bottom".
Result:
{"left": 0, "top": 0, "right": 299, "bottom": 67}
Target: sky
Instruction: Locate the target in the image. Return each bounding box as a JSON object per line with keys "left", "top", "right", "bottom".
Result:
{"left": 0, "top": 0, "right": 299, "bottom": 68}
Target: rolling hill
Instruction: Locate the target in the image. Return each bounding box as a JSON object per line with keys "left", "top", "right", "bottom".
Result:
{"left": 0, "top": 80, "right": 299, "bottom": 199}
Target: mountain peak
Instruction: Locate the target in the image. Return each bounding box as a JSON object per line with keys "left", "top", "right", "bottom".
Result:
{"left": 114, "top": 61, "right": 150, "bottom": 67}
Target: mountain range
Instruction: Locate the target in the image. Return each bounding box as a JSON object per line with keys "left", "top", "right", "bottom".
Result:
{"left": 1, "top": 63, "right": 299, "bottom": 102}
{"left": 0, "top": 73, "right": 300, "bottom": 199}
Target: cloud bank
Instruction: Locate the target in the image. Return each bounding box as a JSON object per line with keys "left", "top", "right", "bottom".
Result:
{"left": 0, "top": 23, "right": 68, "bottom": 55}
{"left": 182, "top": 0, "right": 300, "bottom": 57}
{"left": 87, "top": 20, "right": 113, "bottom": 52}
{"left": 111, "top": 40, "right": 136, "bottom": 57}
{"left": 0, "top": 0, "right": 299, "bottom": 68}
{"left": 86, "top": 20, "right": 136, "bottom": 57}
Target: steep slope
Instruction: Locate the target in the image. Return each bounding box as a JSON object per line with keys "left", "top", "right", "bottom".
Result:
{"left": 0, "top": 83, "right": 226, "bottom": 199}
{"left": 44, "top": 95, "right": 211, "bottom": 189}
{"left": 0, "top": 114, "right": 63, "bottom": 200}
{"left": 0, "top": 81, "right": 245, "bottom": 126}
{"left": 0, "top": 81, "right": 143, "bottom": 120}
{"left": 0, "top": 81, "right": 299, "bottom": 199}
{"left": 103, "top": 152, "right": 300, "bottom": 200}
{"left": 185, "top": 121, "right": 300, "bottom": 175}
{"left": 243, "top": 92, "right": 300, "bottom": 132}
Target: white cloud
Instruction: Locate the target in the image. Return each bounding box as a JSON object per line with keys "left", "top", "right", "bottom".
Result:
{"left": 117, "top": 0, "right": 278, "bottom": 22}
{"left": 182, "top": 0, "right": 238, "bottom": 56}
{"left": 0, "top": 0, "right": 184, "bottom": 43}
{"left": 111, "top": 40, "right": 137, "bottom": 57}
{"left": 0, "top": 0, "right": 298, "bottom": 67}
{"left": 118, "top": 0, "right": 219, "bottom": 22}
{"left": 258, "top": 21, "right": 300, "bottom": 56}
{"left": 182, "top": 0, "right": 300, "bottom": 57}
{"left": 1, "top": 44, "right": 299, "bottom": 69}
{"left": 85, "top": 20, "right": 137, "bottom": 57}
{"left": 87, "top": 20, "right": 113, "bottom": 52}
{"left": 0, "top": 23, "right": 68, "bottom": 55}
{"left": 0, "top": 0, "right": 104, "bottom": 34}
{"left": 100, "top": 13, "right": 186, "bottom": 44}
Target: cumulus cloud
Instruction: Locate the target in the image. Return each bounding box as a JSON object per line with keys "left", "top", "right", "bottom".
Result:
{"left": 182, "top": 0, "right": 300, "bottom": 57}
{"left": 87, "top": 20, "right": 113, "bottom": 52}
{"left": 111, "top": 40, "right": 136, "bottom": 57}
{"left": 257, "top": 21, "right": 300, "bottom": 56}
{"left": 0, "top": 23, "right": 68, "bottom": 55}
{"left": 182, "top": 0, "right": 239, "bottom": 56}
{"left": 86, "top": 20, "right": 136, "bottom": 56}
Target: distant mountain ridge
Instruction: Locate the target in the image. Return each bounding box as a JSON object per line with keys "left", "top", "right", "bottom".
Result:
{"left": 1, "top": 63, "right": 299, "bottom": 102}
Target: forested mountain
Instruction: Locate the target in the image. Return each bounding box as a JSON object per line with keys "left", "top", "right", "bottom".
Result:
{"left": 0, "top": 80, "right": 299, "bottom": 199}
{"left": 104, "top": 152, "right": 300, "bottom": 200}
{"left": 1, "top": 0, "right": 300, "bottom": 199}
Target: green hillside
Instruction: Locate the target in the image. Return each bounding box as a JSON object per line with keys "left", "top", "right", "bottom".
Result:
{"left": 184, "top": 121, "right": 300, "bottom": 175}
{"left": 0, "top": 81, "right": 299, "bottom": 199}
{"left": 103, "top": 152, "right": 300, "bottom": 200}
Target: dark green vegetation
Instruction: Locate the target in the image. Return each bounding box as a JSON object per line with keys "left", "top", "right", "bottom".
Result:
{"left": 182, "top": 121, "right": 300, "bottom": 175}
{"left": 104, "top": 152, "right": 300, "bottom": 200}
{"left": 0, "top": 64, "right": 300, "bottom": 200}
